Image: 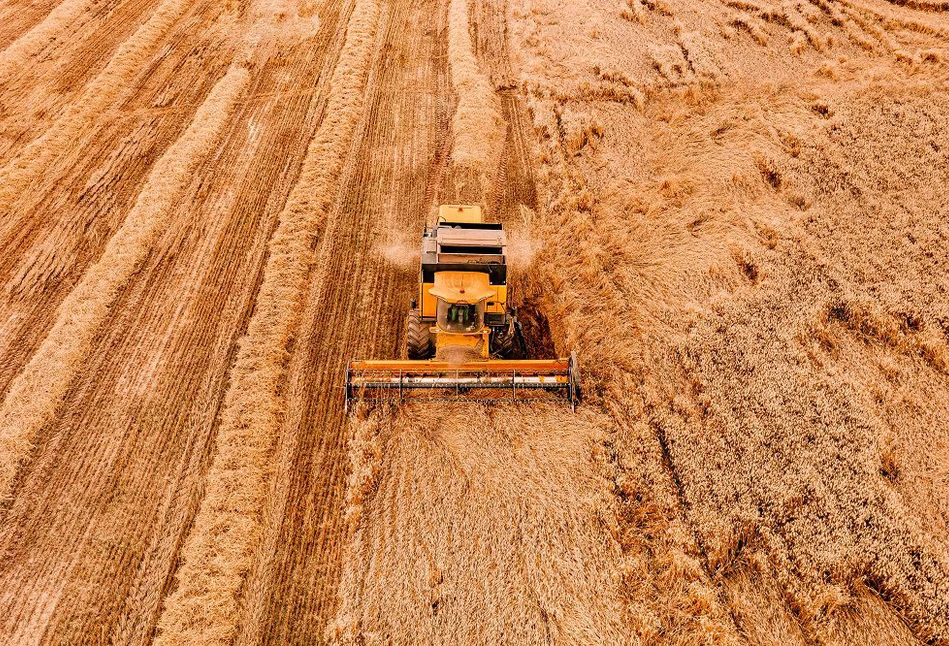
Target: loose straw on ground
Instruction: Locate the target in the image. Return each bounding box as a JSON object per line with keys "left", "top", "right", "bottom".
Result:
{"left": 0, "top": 64, "right": 250, "bottom": 499}
{"left": 153, "top": 0, "right": 381, "bottom": 642}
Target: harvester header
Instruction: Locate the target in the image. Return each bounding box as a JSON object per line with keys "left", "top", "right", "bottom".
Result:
{"left": 346, "top": 204, "right": 578, "bottom": 411}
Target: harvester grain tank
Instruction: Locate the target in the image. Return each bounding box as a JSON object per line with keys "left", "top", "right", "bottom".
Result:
{"left": 345, "top": 204, "right": 579, "bottom": 410}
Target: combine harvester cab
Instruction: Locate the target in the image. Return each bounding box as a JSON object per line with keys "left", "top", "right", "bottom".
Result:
{"left": 346, "top": 204, "right": 579, "bottom": 411}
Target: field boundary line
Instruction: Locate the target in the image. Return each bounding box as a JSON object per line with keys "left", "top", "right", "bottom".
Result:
{"left": 0, "top": 64, "right": 250, "bottom": 501}
{"left": 152, "top": 0, "right": 381, "bottom": 641}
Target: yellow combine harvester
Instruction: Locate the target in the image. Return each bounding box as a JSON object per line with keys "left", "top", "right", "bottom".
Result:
{"left": 346, "top": 204, "right": 579, "bottom": 410}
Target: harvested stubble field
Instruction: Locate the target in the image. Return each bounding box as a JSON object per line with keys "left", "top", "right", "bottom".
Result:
{"left": 0, "top": 0, "right": 947, "bottom": 641}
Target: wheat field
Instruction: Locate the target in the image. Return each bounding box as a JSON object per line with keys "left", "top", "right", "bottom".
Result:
{"left": 0, "top": 0, "right": 946, "bottom": 642}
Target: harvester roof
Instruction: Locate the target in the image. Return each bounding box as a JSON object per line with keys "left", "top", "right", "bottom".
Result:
{"left": 428, "top": 271, "right": 495, "bottom": 303}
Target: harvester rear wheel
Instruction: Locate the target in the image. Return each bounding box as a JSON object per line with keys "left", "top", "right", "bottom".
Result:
{"left": 406, "top": 309, "right": 433, "bottom": 359}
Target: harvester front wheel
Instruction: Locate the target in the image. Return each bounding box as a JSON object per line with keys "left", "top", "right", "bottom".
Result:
{"left": 406, "top": 309, "right": 433, "bottom": 359}
{"left": 491, "top": 317, "right": 526, "bottom": 359}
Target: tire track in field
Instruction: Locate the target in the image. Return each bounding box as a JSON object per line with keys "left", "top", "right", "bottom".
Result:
{"left": 0, "top": 0, "right": 229, "bottom": 411}
{"left": 239, "top": 0, "right": 452, "bottom": 639}
{"left": 468, "top": 0, "right": 538, "bottom": 217}
{"left": 0, "top": 0, "right": 159, "bottom": 163}
{"left": 0, "top": 62, "right": 250, "bottom": 506}
{"left": 152, "top": 0, "right": 381, "bottom": 642}
{"left": 0, "top": 1, "right": 354, "bottom": 641}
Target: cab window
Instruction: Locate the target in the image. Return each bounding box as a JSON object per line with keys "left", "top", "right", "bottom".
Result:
{"left": 437, "top": 300, "right": 484, "bottom": 332}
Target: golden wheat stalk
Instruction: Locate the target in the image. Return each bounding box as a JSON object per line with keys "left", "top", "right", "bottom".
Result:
{"left": 0, "top": 64, "right": 250, "bottom": 500}
{"left": 152, "top": 0, "right": 381, "bottom": 642}
{"left": 0, "top": 0, "right": 192, "bottom": 223}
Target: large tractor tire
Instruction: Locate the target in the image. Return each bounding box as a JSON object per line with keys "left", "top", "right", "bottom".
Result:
{"left": 406, "top": 309, "right": 433, "bottom": 359}
{"left": 491, "top": 317, "right": 527, "bottom": 359}
{"left": 492, "top": 329, "right": 516, "bottom": 359}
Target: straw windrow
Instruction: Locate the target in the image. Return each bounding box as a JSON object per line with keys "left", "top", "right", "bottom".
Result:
{"left": 446, "top": 0, "right": 504, "bottom": 201}
{"left": 0, "top": 0, "right": 98, "bottom": 87}
{"left": 153, "top": 0, "right": 381, "bottom": 641}
{"left": 0, "top": 0, "right": 192, "bottom": 220}
{"left": 0, "top": 64, "right": 250, "bottom": 500}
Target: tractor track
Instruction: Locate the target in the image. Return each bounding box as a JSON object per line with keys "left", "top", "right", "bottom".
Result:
{"left": 234, "top": 0, "right": 454, "bottom": 639}
{"left": 0, "top": 0, "right": 354, "bottom": 640}
{"left": 0, "top": 0, "right": 166, "bottom": 160}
